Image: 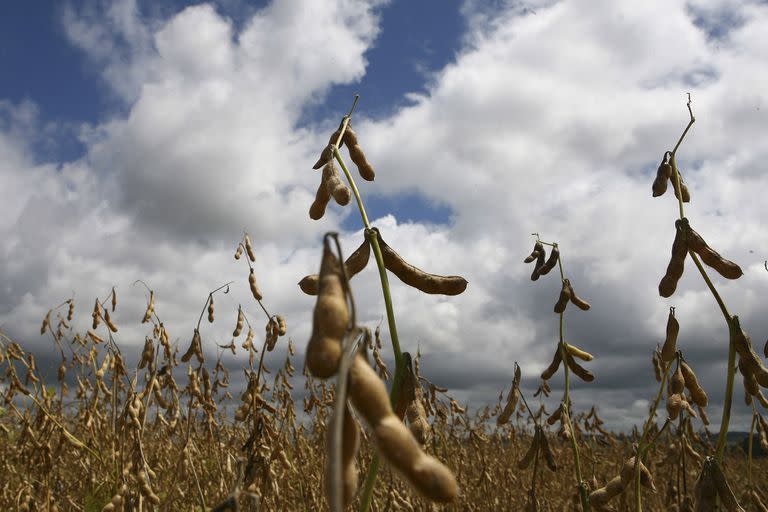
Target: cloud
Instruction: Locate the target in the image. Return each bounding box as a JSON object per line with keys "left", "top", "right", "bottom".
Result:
{"left": 2, "top": 0, "right": 768, "bottom": 434}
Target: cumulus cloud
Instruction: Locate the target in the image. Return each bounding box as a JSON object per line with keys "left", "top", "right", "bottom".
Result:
{"left": 2, "top": 0, "right": 768, "bottom": 432}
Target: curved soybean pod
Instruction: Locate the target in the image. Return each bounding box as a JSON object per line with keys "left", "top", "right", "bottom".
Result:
{"left": 299, "top": 238, "right": 371, "bottom": 295}
{"left": 373, "top": 228, "right": 468, "bottom": 296}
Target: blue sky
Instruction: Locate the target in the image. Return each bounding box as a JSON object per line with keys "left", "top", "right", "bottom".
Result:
{"left": 2, "top": 0, "right": 768, "bottom": 432}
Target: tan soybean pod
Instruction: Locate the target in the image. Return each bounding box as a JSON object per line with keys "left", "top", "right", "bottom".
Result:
{"left": 661, "top": 307, "right": 679, "bottom": 362}
{"left": 670, "top": 168, "right": 691, "bottom": 203}
{"left": 666, "top": 393, "right": 683, "bottom": 420}
{"left": 208, "top": 295, "right": 215, "bottom": 323}
{"left": 541, "top": 348, "right": 562, "bottom": 380}
{"left": 733, "top": 316, "right": 768, "bottom": 387}
{"left": 313, "top": 126, "right": 345, "bottom": 170}
{"left": 310, "top": 180, "right": 332, "bottom": 220}
{"left": 343, "top": 125, "right": 376, "bottom": 181}
{"left": 232, "top": 306, "right": 244, "bottom": 337}
{"left": 652, "top": 152, "right": 672, "bottom": 197}
{"left": 619, "top": 457, "right": 655, "bottom": 491}
{"left": 406, "top": 384, "right": 432, "bottom": 445}
{"left": 497, "top": 365, "right": 522, "bottom": 425}
{"left": 305, "top": 242, "right": 348, "bottom": 379}
{"left": 104, "top": 308, "right": 118, "bottom": 333}
{"left": 249, "top": 269, "right": 263, "bottom": 301}
{"left": 322, "top": 160, "right": 351, "bottom": 206}
{"left": 554, "top": 280, "right": 571, "bottom": 314}
{"left": 531, "top": 248, "right": 546, "bottom": 281}
{"left": 299, "top": 238, "right": 371, "bottom": 295}
{"left": 524, "top": 241, "right": 544, "bottom": 263}
{"left": 680, "top": 361, "right": 708, "bottom": 407}
{"left": 683, "top": 220, "right": 743, "bottom": 280}
{"left": 565, "top": 352, "right": 594, "bottom": 382}
{"left": 670, "top": 365, "right": 685, "bottom": 394}
{"left": 537, "top": 245, "right": 560, "bottom": 276}
{"left": 374, "top": 228, "right": 468, "bottom": 295}
{"left": 244, "top": 233, "right": 256, "bottom": 262}
{"left": 659, "top": 220, "right": 688, "bottom": 298}
{"left": 348, "top": 354, "right": 457, "bottom": 502}
{"left": 142, "top": 290, "right": 155, "bottom": 324}
{"left": 565, "top": 343, "right": 593, "bottom": 362}
{"left": 566, "top": 279, "right": 591, "bottom": 311}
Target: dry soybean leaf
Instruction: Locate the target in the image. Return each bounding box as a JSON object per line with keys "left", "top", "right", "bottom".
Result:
{"left": 374, "top": 228, "right": 468, "bottom": 295}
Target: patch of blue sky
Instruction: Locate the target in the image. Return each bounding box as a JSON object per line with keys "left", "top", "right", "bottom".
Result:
{"left": 299, "top": 0, "right": 466, "bottom": 126}
{"left": 341, "top": 190, "right": 453, "bottom": 231}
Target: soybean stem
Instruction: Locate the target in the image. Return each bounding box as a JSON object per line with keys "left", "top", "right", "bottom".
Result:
{"left": 331, "top": 97, "right": 405, "bottom": 512}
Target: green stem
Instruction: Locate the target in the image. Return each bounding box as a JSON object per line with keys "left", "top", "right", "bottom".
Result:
{"left": 330, "top": 101, "right": 405, "bottom": 512}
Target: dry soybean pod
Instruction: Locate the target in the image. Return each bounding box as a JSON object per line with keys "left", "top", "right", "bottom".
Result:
{"left": 680, "top": 360, "right": 708, "bottom": 407}
{"left": 661, "top": 307, "right": 679, "bottom": 362}
{"left": 537, "top": 244, "right": 560, "bottom": 276}
{"left": 566, "top": 279, "right": 591, "bottom": 311}
{"left": 324, "top": 403, "right": 360, "bottom": 508}
{"left": 565, "top": 352, "right": 594, "bottom": 382}
{"left": 305, "top": 239, "right": 348, "bottom": 378}
{"left": 313, "top": 125, "right": 345, "bottom": 170}
{"left": 531, "top": 247, "right": 547, "bottom": 281}
{"left": 518, "top": 428, "right": 540, "bottom": 470}
{"left": 497, "top": 364, "right": 521, "bottom": 425}
{"left": 683, "top": 220, "right": 743, "bottom": 280}
{"left": 659, "top": 220, "right": 688, "bottom": 298}
{"left": 374, "top": 228, "right": 468, "bottom": 295}
{"left": 249, "top": 268, "right": 263, "bottom": 301}
{"left": 670, "top": 166, "right": 691, "bottom": 203}
{"left": 322, "top": 160, "right": 352, "bottom": 206}
{"left": 309, "top": 179, "right": 332, "bottom": 220}
{"left": 299, "top": 238, "right": 370, "bottom": 295}
{"left": 539, "top": 428, "right": 557, "bottom": 471}
{"left": 565, "top": 343, "right": 593, "bottom": 362}
{"left": 541, "top": 348, "right": 563, "bottom": 380}
{"left": 554, "top": 279, "right": 571, "bottom": 314}
{"left": 524, "top": 241, "right": 544, "bottom": 263}
{"left": 348, "top": 354, "right": 457, "bottom": 502}
{"left": 232, "top": 306, "right": 244, "bottom": 337}
{"left": 343, "top": 124, "right": 376, "bottom": 181}
{"left": 652, "top": 152, "right": 672, "bottom": 197}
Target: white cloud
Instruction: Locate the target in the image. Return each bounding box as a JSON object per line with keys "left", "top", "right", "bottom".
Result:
{"left": 2, "top": 0, "right": 768, "bottom": 432}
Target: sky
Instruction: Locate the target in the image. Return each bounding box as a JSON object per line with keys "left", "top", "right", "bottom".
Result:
{"left": 1, "top": 0, "right": 768, "bottom": 432}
